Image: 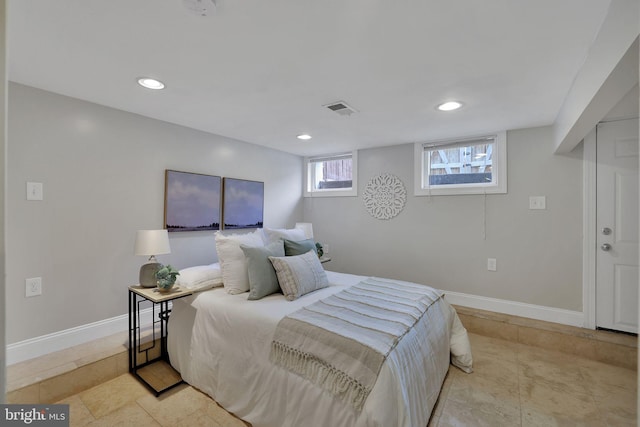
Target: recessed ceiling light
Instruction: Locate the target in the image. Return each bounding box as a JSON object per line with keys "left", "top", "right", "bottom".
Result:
{"left": 137, "top": 77, "right": 165, "bottom": 90}
{"left": 297, "top": 134, "right": 312, "bottom": 140}
{"left": 437, "top": 101, "right": 462, "bottom": 111}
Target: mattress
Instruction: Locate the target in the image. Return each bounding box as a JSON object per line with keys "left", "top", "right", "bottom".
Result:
{"left": 167, "top": 270, "right": 470, "bottom": 427}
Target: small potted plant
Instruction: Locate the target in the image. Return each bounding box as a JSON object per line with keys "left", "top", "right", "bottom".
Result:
{"left": 156, "top": 264, "right": 180, "bottom": 292}
{"left": 315, "top": 242, "right": 324, "bottom": 258}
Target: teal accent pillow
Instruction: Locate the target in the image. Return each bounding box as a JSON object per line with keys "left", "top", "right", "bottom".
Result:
{"left": 283, "top": 238, "right": 318, "bottom": 256}
{"left": 241, "top": 240, "right": 285, "bottom": 300}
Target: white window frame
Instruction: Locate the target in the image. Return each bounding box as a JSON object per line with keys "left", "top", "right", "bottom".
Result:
{"left": 414, "top": 131, "right": 507, "bottom": 196}
{"left": 303, "top": 151, "right": 358, "bottom": 197}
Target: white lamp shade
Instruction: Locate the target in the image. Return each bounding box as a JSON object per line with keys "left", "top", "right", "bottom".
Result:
{"left": 294, "top": 223, "right": 314, "bottom": 239}
{"left": 134, "top": 230, "right": 171, "bottom": 256}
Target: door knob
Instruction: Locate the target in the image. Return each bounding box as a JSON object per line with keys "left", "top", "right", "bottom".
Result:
{"left": 601, "top": 243, "right": 612, "bottom": 251}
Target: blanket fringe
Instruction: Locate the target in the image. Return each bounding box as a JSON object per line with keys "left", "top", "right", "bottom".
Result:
{"left": 270, "top": 341, "right": 369, "bottom": 411}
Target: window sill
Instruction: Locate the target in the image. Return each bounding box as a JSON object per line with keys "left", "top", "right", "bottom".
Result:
{"left": 303, "top": 189, "right": 357, "bottom": 198}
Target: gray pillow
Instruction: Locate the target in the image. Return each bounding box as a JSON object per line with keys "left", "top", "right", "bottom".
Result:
{"left": 283, "top": 238, "right": 317, "bottom": 256}
{"left": 269, "top": 250, "right": 329, "bottom": 301}
{"left": 241, "top": 240, "right": 285, "bottom": 300}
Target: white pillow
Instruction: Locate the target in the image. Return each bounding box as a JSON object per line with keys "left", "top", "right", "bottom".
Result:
{"left": 215, "top": 230, "right": 264, "bottom": 294}
{"left": 176, "top": 263, "right": 223, "bottom": 292}
{"left": 263, "top": 227, "right": 306, "bottom": 245}
{"left": 269, "top": 250, "right": 329, "bottom": 301}
{"left": 449, "top": 306, "right": 474, "bottom": 373}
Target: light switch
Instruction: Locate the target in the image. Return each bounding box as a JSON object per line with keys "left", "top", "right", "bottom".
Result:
{"left": 529, "top": 196, "right": 546, "bottom": 210}
{"left": 27, "top": 182, "right": 43, "bottom": 201}
{"left": 487, "top": 258, "right": 497, "bottom": 272}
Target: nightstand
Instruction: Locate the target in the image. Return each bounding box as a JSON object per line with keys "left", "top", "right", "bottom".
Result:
{"left": 128, "top": 285, "right": 193, "bottom": 396}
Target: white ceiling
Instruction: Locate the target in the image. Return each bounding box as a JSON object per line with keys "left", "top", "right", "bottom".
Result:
{"left": 8, "top": 0, "right": 611, "bottom": 156}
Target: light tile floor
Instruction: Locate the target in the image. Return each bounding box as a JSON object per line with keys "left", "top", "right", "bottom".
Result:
{"left": 57, "top": 376, "right": 249, "bottom": 427}
{"left": 431, "top": 333, "right": 637, "bottom": 427}
{"left": 55, "top": 333, "right": 637, "bottom": 426}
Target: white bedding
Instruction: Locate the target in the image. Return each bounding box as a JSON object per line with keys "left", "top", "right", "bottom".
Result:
{"left": 168, "top": 271, "right": 471, "bottom": 427}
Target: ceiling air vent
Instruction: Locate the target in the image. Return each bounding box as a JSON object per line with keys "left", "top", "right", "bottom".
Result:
{"left": 182, "top": 0, "right": 216, "bottom": 16}
{"left": 324, "top": 101, "right": 357, "bottom": 116}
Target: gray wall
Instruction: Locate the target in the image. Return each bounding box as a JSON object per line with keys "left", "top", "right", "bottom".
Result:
{"left": 0, "top": 0, "right": 6, "bottom": 402}
{"left": 6, "top": 82, "right": 585, "bottom": 345}
{"left": 305, "top": 126, "right": 584, "bottom": 311}
{"left": 7, "top": 83, "right": 302, "bottom": 343}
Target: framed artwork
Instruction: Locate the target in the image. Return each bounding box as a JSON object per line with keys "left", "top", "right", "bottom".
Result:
{"left": 164, "top": 170, "right": 222, "bottom": 232}
{"left": 222, "top": 178, "right": 264, "bottom": 229}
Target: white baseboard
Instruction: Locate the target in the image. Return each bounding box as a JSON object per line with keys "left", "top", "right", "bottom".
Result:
{"left": 7, "top": 307, "right": 155, "bottom": 366}
{"left": 444, "top": 291, "right": 585, "bottom": 328}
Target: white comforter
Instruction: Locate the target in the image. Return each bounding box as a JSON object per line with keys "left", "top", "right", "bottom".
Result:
{"left": 168, "top": 271, "right": 471, "bottom": 427}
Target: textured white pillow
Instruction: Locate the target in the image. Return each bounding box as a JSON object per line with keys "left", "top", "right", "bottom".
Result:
{"left": 269, "top": 250, "right": 329, "bottom": 301}
{"left": 263, "top": 227, "right": 306, "bottom": 245}
{"left": 449, "top": 306, "right": 474, "bottom": 373}
{"left": 176, "top": 263, "right": 223, "bottom": 292}
{"left": 215, "top": 230, "right": 264, "bottom": 294}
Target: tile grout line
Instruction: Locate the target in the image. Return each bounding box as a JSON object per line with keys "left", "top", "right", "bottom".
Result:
{"left": 515, "top": 331, "right": 524, "bottom": 427}
{"left": 578, "top": 364, "right": 604, "bottom": 425}
{"left": 436, "top": 368, "right": 457, "bottom": 426}
{"left": 136, "top": 400, "right": 161, "bottom": 426}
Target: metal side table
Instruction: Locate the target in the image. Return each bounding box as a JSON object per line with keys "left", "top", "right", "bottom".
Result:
{"left": 128, "top": 285, "right": 193, "bottom": 396}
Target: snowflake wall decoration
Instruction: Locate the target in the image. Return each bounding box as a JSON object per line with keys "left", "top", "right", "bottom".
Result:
{"left": 362, "top": 173, "right": 406, "bottom": 220}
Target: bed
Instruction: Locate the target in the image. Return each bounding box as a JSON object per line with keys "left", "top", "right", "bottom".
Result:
{"left": 167, "top": 269, "right": 472, "bottom": 427}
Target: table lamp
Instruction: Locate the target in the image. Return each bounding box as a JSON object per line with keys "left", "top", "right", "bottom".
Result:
{"left": 134, "top": 229, "right": 171, "bottom": 288}
{"left": 294, "top": 222, "right": 314, "bottom": 239}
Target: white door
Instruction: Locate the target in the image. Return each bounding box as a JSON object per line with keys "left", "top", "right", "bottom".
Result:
{"left": 596, "top": 118, "right": 639, "bottom": 333}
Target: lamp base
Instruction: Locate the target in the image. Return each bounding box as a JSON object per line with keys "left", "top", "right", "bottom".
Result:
{"left": 139, "top": 262, "right": 161, "bottom": 288}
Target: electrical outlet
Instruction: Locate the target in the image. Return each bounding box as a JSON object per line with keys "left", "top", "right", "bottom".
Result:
{"left": 27, "top": 182, "right": 44, "bottom": 201}
{"left": 323, "top": 243, "right": 330, "bottom": 254}
{"left": 529, "top": 196, "right": 546, "bottom": 210}
{"left": 487, "top": 258, "right": 497, "bottom": 272}
{"left": 26, "top": 277, "right": 42, "bottom": 297}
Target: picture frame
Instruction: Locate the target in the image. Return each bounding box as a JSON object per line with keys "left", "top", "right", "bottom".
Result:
{"left": 222, "top": 178, "right": 264, "bottom": 229}
{"left": 164, "top": 170, "right": 222, "bottom": 232}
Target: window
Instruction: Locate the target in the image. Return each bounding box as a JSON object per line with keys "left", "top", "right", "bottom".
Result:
{"left": 304, "top": 151, "right": 357, "bottom": 197}
{"left": 414, "top": 132, "right": 507, "bottom": 196}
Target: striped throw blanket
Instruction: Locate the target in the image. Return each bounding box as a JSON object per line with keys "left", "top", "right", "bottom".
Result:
{"left": 269, "top": 277, "right": 443, "bottom": 411}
